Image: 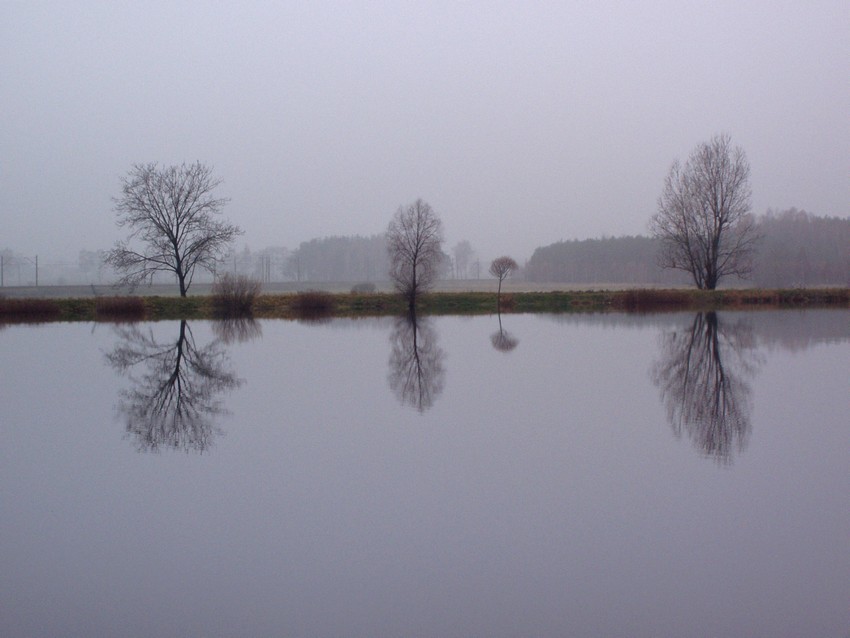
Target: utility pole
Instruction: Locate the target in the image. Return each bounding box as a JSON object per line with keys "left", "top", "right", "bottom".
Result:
{"left": 35, "top": 255, "right": 38, "bottom": 286}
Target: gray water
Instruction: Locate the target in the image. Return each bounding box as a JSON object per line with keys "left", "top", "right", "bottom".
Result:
{"left": 1, "top": 310, "right": 848, "bottom": 637}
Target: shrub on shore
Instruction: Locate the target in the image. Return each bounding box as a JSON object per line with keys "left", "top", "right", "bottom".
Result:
{"left": 211, "top": 274, "right": 262, "bottom": 317}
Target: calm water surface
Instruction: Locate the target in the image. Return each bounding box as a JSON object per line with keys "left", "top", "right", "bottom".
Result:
{"left": 1, "top": 310, "right": 848, "bottom": 637}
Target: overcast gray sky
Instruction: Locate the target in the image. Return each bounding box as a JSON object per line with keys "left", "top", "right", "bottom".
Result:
{"left": 2, "top": 0, "right": 848, "bottom": 264}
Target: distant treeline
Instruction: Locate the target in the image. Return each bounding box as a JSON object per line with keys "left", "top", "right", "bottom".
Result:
{"left": 9, "top": 209, "right": 843, "bottom": 288}
{"left": 286, "top": 234, "right": 389, "bottom": 282}
{"left": 525, "top": 209, "right": 850, "bottom": 287}
{"left": 753, "top": 209, "right": 850, "bottom": 287}
{"left": 524, "top": 235, "right": 688, "bottom": 285}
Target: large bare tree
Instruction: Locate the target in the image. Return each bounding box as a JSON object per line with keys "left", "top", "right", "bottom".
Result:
{"left": 105, "top": 162, "right": 242, "bottom": 296}
{"left": 386, "top": 199, "right": 444, "bottom": 309}
{"left": 650, "top": 134, "right": 760, "bottom": 290}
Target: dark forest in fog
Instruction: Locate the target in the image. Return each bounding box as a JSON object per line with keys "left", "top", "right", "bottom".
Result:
{"left": 525, "top": 209, "right": 850, "bottom": 286}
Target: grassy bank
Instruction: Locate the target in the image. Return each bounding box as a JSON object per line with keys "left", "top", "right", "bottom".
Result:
{"left": 1, "top": 287, "right": 848, "bottom": 324}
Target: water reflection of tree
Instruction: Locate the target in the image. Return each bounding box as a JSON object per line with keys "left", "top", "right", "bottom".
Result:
{"left": 211, "top": 317, "right": 263, "bottom": 344}
{"left": 106, "top": 320, "right": 243, "bottom": 452}
{"left": 388, "top": 312, "right": 446, "bottom": 412}
{"left": 490, "top": 312, "right": 519, "bottom": 352}
{"left": 651, "top": 312, "right": 762, "bottom": 463}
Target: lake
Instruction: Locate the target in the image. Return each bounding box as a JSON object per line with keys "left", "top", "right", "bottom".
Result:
{"left": 1, "top": 310, "right": 848, "bottom": 637}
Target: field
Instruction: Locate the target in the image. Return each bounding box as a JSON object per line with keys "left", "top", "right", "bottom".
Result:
{"left": 0, "top": 279, "right": 668, "bottom": 299}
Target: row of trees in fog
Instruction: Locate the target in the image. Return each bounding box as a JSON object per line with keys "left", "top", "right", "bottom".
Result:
{"left": 226, "top": 236, "right": 480, "bottom": 285}
{"left": 16, "top": 135, "right": 840, "bottom": 295}
{"left": 104, "top": 135, "right": 768, "bottom": 297}
{"left": 292, "top": 207, "right": 850, "bottom": 289}
{"left": 91, "top": 163, "right": 487, "bottom": 298}
{"left": 284, "top": 235, "right": 388, "bottom": 282}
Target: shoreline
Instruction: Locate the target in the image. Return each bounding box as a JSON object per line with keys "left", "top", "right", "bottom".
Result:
{"left": 1, "top": 288, "right": 848, "bottom": 324}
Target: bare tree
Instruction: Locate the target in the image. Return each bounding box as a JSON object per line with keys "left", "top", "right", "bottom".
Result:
{"left": 489, "top": 256, "right": 518, "bottom": 305}
{"left": 105, "top": 162, "right": 242, "bottom": 296}
{"left": 386, "top": 199, "right": 444, "bottom": 309}
{"left": 650, "top": 134, "right": 760, "bottom": 290}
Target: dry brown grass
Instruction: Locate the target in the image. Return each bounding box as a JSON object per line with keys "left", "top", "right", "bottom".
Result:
{"left": 498, "top": 294, "right": 515, "bottom": 311}
{"left": 0, "top": 298, "right": 62, "bottom": 322}
{"left": 291, "top": 290, "right": 336, "bottom": 320}
{"left": 94, "top": 296, "right": 146, "bottom": 321}
{"left": 613, "top": 289, "right": 692, "bottom": 312}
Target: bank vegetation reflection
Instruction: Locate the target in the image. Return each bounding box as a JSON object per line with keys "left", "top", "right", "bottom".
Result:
{"left": 387, "top": 312, "right": 446, "bottom": 412}
{"left": 106, "top": 319, "right": 258, "bottom": 452}
{"left": 652, "top": 312, "right": 763, "bottom": 463}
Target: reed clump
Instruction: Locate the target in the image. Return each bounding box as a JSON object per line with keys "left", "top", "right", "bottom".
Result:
{"left": 211, "top": 274, "right": 262, "bottom": 317}
{"left": 0, "top": 298, "right": 62, "bottom": 322}
{"left": 94, "top": 296, "right": 146, "bottom": 321}
{"left": 721, "top": 288, "right": 850, "bottom": 307}
{"left": 615, "top": 289, "right": 692, "bottom": 312}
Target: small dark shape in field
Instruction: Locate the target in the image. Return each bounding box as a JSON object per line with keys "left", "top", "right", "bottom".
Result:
{"left": 95, "top": 296, "right": 146, "bottom": 321}
{"left": 617, "top": 289, "right": 691, "bottom": 312}
{"left": 0, "top": 298, "right": 62, "bottom": 322}
{"left": 211, "top": 274, "right": 261, "bottom": 317}
{"left": 351, "top": 282, "right": 376, "bottom": 293}
{"left": 292, "top": 290, "right": 335, "bottom": 321}
{"left": 778, "top": 288, "right": 850, "bottom": 306}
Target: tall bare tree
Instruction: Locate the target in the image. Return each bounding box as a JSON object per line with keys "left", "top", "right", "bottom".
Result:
{"left": 489, "top": 255, "right": 518, "bottom": 305}
{"left": 105, "top": 162, "right": 242, "bottom": 296}
{"left": 650, "top": 134, "right": 759, "bottom": 290}
{"left": 386, "top": 199, "right": 444, "bottom": 309}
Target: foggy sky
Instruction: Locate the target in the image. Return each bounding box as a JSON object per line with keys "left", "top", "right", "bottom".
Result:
{"left": 2, "top": 1, "right": 848, "bottom": 264}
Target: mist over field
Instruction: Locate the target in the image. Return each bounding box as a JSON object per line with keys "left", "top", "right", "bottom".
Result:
{"left": 2, "top": 1, "right": 848, "bottom": 274}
